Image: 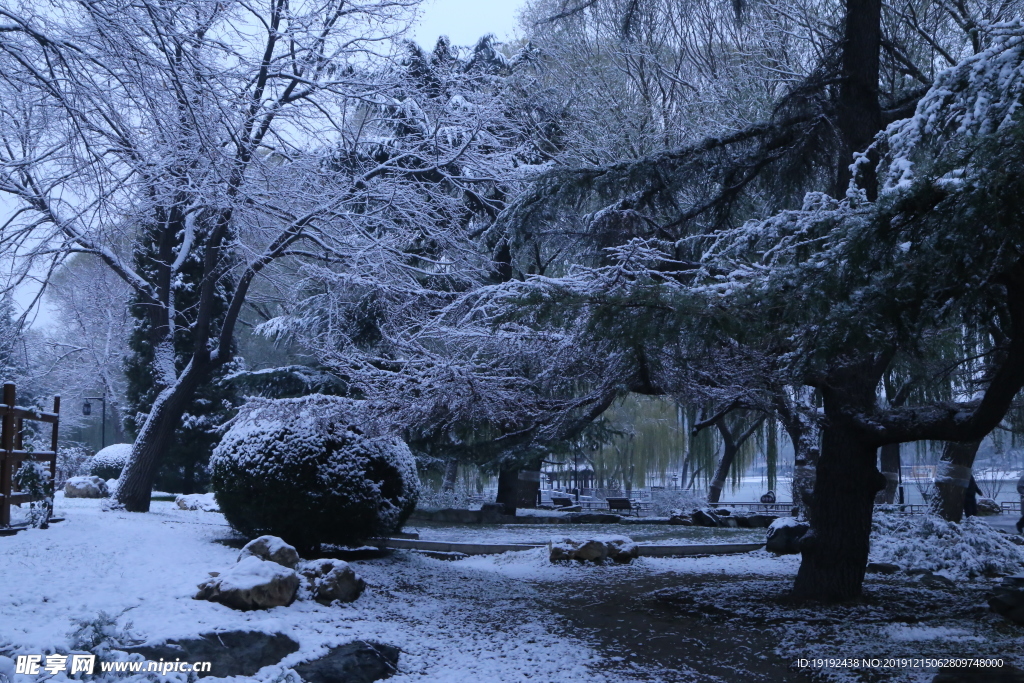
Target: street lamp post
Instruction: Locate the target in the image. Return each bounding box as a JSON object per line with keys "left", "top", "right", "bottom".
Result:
{"left": 83, "top": 395, "right": 107, "bottom": 450}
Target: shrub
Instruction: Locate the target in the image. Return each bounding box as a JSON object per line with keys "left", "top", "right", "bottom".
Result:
{"left": 56, "top": 444, "right": 92, "bottom": 488}
{"left": 89, "top": 443, "right": 133, "bottom": 480}
{"left": 210, "top": 395, "right": 418, "bottom": 552}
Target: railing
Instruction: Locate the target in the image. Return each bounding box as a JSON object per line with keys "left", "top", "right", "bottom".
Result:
{"left": 1002, "top": 500, "right": 1022, "bottom": 513}
{"left": 0, "top": 383, "right": 60, "bottom": 527}
{"left": 713, "top": 502, "right": 795, "bottom": 514}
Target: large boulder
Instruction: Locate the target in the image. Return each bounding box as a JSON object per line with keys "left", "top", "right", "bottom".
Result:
{"left": 195, "top": 556, "right": 299, "bottom": 610}
{"left": 691, "top": 509, "right": 721, "bottom": 527}
{"left": 550, "top": 535, "right": 638, "bottom": 564}
{"left": 239, "top": 535, "right": 300, "bottom": 569}
{"left": 976, "top": 497, "right": 1001, "bottom": 516}
{"left": 89, "top": 443, "right": 132, "bottom": 480}
{"left": 988, "top": 584, "right": 1024, "bottom": 625}
{"left": 300, "top": 559, "right": 366, "bottom": 604}
{"left": 210, "top": 395, "right": 418, "bottom": 553}
{"left": 124, "top": 631, "right": 299, "bottom": 678}
{"left": 765, "top": 517, "right": 809, "bottom": 555}
{"left": 64, "top": 475, "right": 109, "bottom": 499}
{"left": 294, "top": 641, "right": 399, "bottom": 683}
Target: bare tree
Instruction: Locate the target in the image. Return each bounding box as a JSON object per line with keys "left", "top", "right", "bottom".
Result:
{"left": 0, "top": 0, "right": 506, "bottom": 511}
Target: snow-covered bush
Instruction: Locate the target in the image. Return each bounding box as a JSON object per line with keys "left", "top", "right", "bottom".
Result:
{"left": 14, "top": 461, "right": 52, "bottom": 527}
{"left": 647, "top": 488, "right": 707, "bottom": 517}
{"left": 89, "top": 443, "right": 133, "bottom": 480}
{"left": 870, "top": 512, "right": 1024, "bottom": 579}
{"left": 55, "top": 444, "right": 92, "bottom": 488}
{"left": 210, "top": 396, "right": 418, "bottom": 552}
{"left": 416, "top": 483, "right": 478, "bottom": 511}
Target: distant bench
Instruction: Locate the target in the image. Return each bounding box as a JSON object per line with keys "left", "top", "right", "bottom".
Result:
{"left": 606, "top": 497, "right": 640, "bottom": 517}
{"left": 551, "top": 496, "right": 575, "bottom": 508}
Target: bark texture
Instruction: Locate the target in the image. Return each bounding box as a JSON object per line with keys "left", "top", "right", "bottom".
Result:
{"left": 794, "top": 424, "right": 886, "bottom": 601}
{"left": 931, "top": 440, "right": 982, "bottom": 522}
{"left": 875, "top": 442, "right": 901, "bottom": 504}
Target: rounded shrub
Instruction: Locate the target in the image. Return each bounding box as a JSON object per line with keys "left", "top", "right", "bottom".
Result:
{"left": 210, "top": 395, "right": 418, "bottom": 552}
{"left": 89, "top": 443, "right": 133, "bottom": 480}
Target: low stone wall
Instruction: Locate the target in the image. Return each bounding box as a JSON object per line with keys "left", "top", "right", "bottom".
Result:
{"left": 410, "top": 508, "right": 631, "bottom": 525}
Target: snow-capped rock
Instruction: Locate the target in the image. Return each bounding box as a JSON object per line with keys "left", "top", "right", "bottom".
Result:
{"left": 64, "top": 475, "right": 109, "bottom": 498}
{"left": 549, "top": 535, "right": 639, "bottom": 564}
{"left": 194, "top": 556, "right": 299, "bottom": 610}
{"left": 175, "top": 492, "right": 220, "bottom": 512}
{"left": 765, "top": 517, "right": 809, "bottom": 555}
{"left": 238, "top": 535, "right": 300, "bottom": 569}
{"left": 300, "top": 558, "right": 365, "bottom": 604}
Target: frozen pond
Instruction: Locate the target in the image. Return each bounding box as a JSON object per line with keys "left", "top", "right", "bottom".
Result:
{"left": 406, "top": 522, "right": 767, "bottom": 546}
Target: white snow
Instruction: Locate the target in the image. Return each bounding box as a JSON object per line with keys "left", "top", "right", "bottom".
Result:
{"left": 213, "top": 556, "right": 295, "bottom": 592}
{"left": 0, "top": 494, "right": 652, "bottom": 682}
{"left": 884, "top": 624, "right": 985, "bottom": 643}
{"left": 175, "top": 493, "right": 220, "bottom": 512}
{"left": 870, "top": 512, "right": 1024, "bottom": 579}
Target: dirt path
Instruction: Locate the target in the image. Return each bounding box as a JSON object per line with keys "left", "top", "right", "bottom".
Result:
{"left": 535, "top": 571, "right": 814, "bottom": 683}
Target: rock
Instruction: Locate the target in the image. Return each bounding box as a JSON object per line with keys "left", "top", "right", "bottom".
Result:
{"left": 293, "top": 641, "right": 399, "bottom": 683}
{"left": 239, "top": 535, "right": 300, "bottom": 569}
{"left": 549, "top": 535, "right": 637, "bottom": 564}
{"left": 988, "top": 587, "right": 1024, "bottom": 625}
{"left": 1003, "top": 574, "right": 1024, "bottom": 589}
{"left": 746, "top": 514, "right": 778, "bottom": 528}
{"left": 976, "top": 497, "right": 1002, "bottom": 516}
{"left": 124, "top": 631, "right": 299, "bottom": 678}
{"left": 691, "top": 509, "right": 721, "bottom": 527}
{"left": 195, "top": 556, "right": 300, "bottom": 610}
{"left": 668, "top": 514, "right": 692, "bottom": 526}
{"left": 918, "top": 573, "right": 957, "bottom": 589}
{"left": 176, "top": 493, "right": 220, "bottom": 512}
{"left": 906, "top": 567, "right": 932, "bottom": 576}
{"left": 605, "top": 537, "right": 640, "bottom": 564}
{"left": 765, "top": 518, "right": 809, "bottom": 555}
{"left": 480, "top": 503, "right": 509, "bottom": 523}
{"left": 714, "top": 508, "right": 731, "bottom": 516}
{"left": 300, "top": 559, "right": 365, "bottom": 604}
{"left": 719, "top": 517, "right": 739, "bottom": 528}
{"left": 573, "top": 540, "right": 608, "bottom": 562}
{"left": 866, "top": 562, "right": 900, "bottom": 575}
{"left": 933, "top": 663, "right": 1024, "bottom": 682}
{"left": 567, "top": 513, "right": 622, "bottom": 523}
{"left": 64, "top": 475, "right": 109, "bottom": 498}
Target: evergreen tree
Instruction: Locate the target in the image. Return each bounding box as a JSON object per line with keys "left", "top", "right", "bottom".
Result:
{"left": 123, "top": 219, "right": 238, "bottom": 494}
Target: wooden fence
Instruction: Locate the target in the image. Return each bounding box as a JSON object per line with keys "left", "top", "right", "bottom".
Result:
{"left": 0, "top": 383, "right": 60, "bottom": 527}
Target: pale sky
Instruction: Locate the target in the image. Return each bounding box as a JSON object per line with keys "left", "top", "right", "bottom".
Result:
{"left": 411, "top": 0, "right": 527, "bottom": 48}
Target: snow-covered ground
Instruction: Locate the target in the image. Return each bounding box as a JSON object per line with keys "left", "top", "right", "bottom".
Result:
{"left": 2, "top": 494, "right": 659, "bottom": 682}
{"left": 3, "top": 494, "right": 1024, "bottom": 682}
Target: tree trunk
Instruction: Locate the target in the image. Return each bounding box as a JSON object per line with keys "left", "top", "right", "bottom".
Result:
{"left": 791, "top": 445, "right": 819, "bottom": 522}
{"left": 496, "top": 465, "right": 519, "bottom": 515}
{"left": 116, "top": 363, "right": 209, "bottom": 512}
{"left": 708, "top": 443, "right": 738, "bottom": 504}
{"left": 517, "top": 461, "right": 542, "bottom": 509}
{"left": 794, "top": 423, "right": 887, "bottom": 601}
{"left": 835, "top": 0, "right": 883, "bottom": 197}
{"left": 875, "top": 442, "right": 901, "bottom": 504}
{"left": 442, "top": 458, "right": 459, "bottom": 493}
{"left": 183, "top": 457, "right": 196, "bottom": 496}
{"left": 931, "top": 440, "right": 982, "bottom": 522}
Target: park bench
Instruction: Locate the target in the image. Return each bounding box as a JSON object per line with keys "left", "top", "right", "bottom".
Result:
{"left": 551, "top": 496, "right": 575, "bottom": 508}
{"left": 606, "top": 497, "right": 640, "bottom": 517}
